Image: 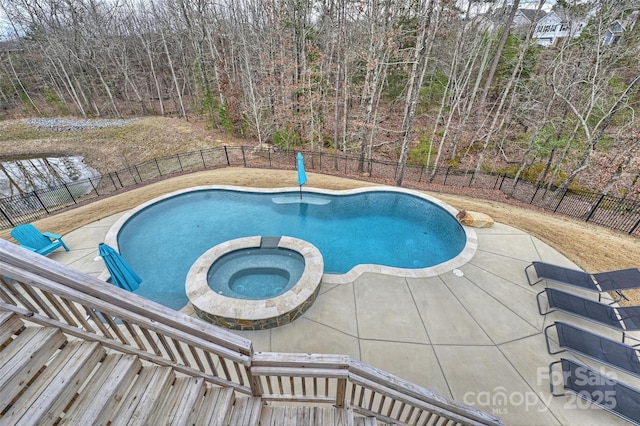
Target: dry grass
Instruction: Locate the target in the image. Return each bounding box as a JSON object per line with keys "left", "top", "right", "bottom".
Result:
{"left": 0, "top": 117, "right": 243, "bottom": 173}
{"left": 1, "top": 168, "right": 638, "bottom": 304}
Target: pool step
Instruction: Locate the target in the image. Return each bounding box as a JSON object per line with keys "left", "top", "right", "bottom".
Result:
{"left": 260, "top": 236, "right": 281, "bottom": 248}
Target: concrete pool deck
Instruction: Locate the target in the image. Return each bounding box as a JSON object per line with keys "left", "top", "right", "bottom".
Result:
{"left": 50, "top": 212, "right": 637, "bottom": 425}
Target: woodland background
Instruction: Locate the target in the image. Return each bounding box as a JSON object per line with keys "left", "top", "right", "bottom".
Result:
{"left": 0, "top": 0, "right": 639, "bottom": 198}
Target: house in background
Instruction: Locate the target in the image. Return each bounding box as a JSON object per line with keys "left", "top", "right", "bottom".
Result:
{"left": 513, "top": 9, "right": 546, "bottom": 28}
{"left": 472, "top": 4, "right": 638, "bottom": 48}
{"left": 532, "top": 10, "right": 586, "bottom": 46}
{"left": 603, "top": 20, "right": 625, "bottom": 45}
{"left": 512, "top": 9, "right": 547, "bottom": 36}
{"left": 603, "top": 11, "right": 639, "bottom": 45}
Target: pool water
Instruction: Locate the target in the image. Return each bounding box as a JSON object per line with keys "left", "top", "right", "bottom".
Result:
{"left": 207, "top": 247, "right": 305, "bottom": 299}
{"left": 230, "top": 268, "right": 288, "bottom": 297}
{"left": 117, "top": 189, "right": 466, "bottom": 310}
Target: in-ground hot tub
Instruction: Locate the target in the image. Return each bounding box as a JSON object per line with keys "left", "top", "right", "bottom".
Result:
{"left": 208, "top": 239, "right": 305, "bottom": 300}
{"left": 186, "top": 236, "right": 323, "bottom": 330}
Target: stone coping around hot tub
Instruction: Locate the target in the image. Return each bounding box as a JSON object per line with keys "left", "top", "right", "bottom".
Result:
{"left": 105, "top": 184, "right": 476, "bottom": 285}
{"left": 185, "top": 235, "right": 324, "bottom": 329}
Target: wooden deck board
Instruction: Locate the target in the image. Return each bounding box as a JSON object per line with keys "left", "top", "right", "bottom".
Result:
{"left": 0, "top": 312, "right": 24, "bottom": 346}
{"left": 4, "top": 340, "right": 105, "bottom": 426}
{"left": 147, "top": 376, "right": 204, "bottom": 425}
{"left": 0, "top": 327, "right": 65, "bottom": 404}
{"left": 186, "top": 386, "right": 221, "bottom": 426}
{"left": 336, "top": 406, "right": 354, "bottom": 426}
{"left": 0, "top": 327, "right": 46, "bottom": 367}
{"left": 209, "top": 387, "right": 236, "bottom": 425}
{"left": 59, "top": 353, "right": 141, "bottom": 425}
{"left": 354, "top": 417, "right": 380, "bottom": 425}
{"left": 110, "top": 366, "right": 175, "bottom": 426}
{"left": 188, "top": 386, "right": 235, "bottom": 426}
{"left": 229, "top": 397, "right": 263, "bottom": 426}
{"left": 147, "top": 376, "right": 188, "bottom": 424}
{"left": 169, "top": 376, "right": 207, "bottom": 426}
{"left": 258, "top": 405, "right": 358, "bottom": 426}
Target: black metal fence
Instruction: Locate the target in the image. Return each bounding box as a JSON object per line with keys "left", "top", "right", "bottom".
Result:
{"left": 1, "top": 146, "right": 639, "bottom": 237}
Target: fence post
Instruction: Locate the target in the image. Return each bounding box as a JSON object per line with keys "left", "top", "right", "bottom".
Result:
{"left": 134, "top": 165, "right": 142, "bottom": 183}
{"left": 113, "top": 171, "right": 123, "bottom": 188}
{"left": 530, "top": 184, "right": 540, "bottom": 205}
{"left": 443, "top": 167, "right": 450, "bottom": 185}
{"left": 176, "top": 154, "right": 183, "bottom": 171}
{"left": 0, "top": 204, "right": 14, "bottom": 228}
{"left": 268, "top": 149, "right": 271, "bottom": 168}
{"left": 585, "top": 194, "right": 605, "bottom": 222}
{"left": 106, "top": 173, "right": 116, "bottom": 191}
{"left": 199, "top": 150, "right": 206, "bottom": 168}
{"left": 241, "top": 146, "right": 247, "bottom": 167}
{"left": 33, "top": 192, "right": 50, "bottom": 214}
{"left": 630, "top": 217, "right": 640, "bottom": 235}
{"left": 87, "top": 176, "right": 99, "bottom": 196}
{"left": 498, "top": 174, "right": 506, "bottom": 191}
{"left": 553, "top": 189, "right": 568, "bottom": 213}
{"left": 223, "top": 146, "right": 230, "bottom": 166}
{"left": 154, "top": 158, "right": 161, "bottom": 176}
{"left": 62, "top": 183, "right": 77, "bottom": 204}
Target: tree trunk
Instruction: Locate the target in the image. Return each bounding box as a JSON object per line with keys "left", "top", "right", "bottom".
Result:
{"left": 395, "top": 1, "right": 436, "bottom": 186}
{"left": 477, "top": 0, "right": 520, "bottom": 109}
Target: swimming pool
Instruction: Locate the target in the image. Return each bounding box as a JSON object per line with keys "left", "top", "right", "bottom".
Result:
{"left": 105, "top": 186, "right": 476, "bottom": 310}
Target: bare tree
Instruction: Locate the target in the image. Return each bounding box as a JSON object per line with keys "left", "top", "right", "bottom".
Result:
{"left": 396, "top": 0, "right": 437, "bottom": 186}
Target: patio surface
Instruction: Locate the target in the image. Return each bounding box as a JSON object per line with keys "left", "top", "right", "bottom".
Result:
{"left": 50, "top": 211, "right": 638, "bottom": 426}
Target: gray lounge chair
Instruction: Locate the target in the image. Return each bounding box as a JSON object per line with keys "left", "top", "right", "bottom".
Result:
{"left": 526, "top": 261, "right": 640, "bottom": 300}
{"left": 549, "top": 358, "right": 640, "bottom": 424}
{"left": 545, "top": 321, "right": 640, "bottom": 377}
{"left": 537, "top": 287, "right": 640, "bottom": 343}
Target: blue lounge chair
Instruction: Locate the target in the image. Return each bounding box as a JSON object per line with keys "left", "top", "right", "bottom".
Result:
{"left": 10, "top": 224, "right": 69, "bottom": 256}
{"left": 549, "top": 358, "right": 640, "bottom": 424}
{"left": 537, "top": 287, "right": 640, "bottom": 343}
{"left": 544, "top": 321, "right": 640, "bottom": 377}
{"left": 526, "top": 261, "right": 640, "bottom": 300}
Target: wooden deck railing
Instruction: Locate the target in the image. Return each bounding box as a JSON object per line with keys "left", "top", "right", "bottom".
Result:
{"left": 0, "top": 239, "right": 502, "bottom": 425}
{"left": 250, "top": 352, "right": 501, "bottom": 426}
{"left": 0, "top": 239, "right": 254, "bottom": 395}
